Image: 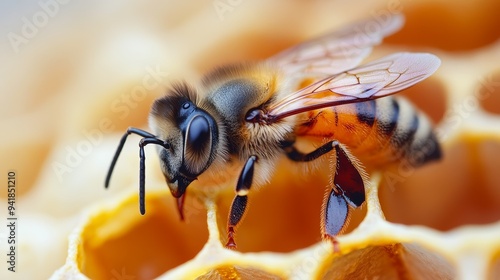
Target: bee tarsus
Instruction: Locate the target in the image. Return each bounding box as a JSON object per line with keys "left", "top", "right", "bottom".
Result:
{"left": 324, "top": 189, "right": 350, "bottom": 239}
{"left": 226, "top": 226, "right": 237, "bottom": 249}
{"left": 226, "top": 155, "right": 257, "bottom": 248}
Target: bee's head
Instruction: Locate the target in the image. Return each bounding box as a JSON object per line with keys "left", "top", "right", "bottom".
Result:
{"left": 149, "top": 83, "right": 219, "bottom": 199}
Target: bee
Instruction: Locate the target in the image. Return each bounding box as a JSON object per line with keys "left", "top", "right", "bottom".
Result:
{"left": 105, "top": 14, "right": 441, "bottom": 249}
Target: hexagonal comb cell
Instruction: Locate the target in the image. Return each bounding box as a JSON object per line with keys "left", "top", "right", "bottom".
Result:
{"left": 196, "top": 266, "right": 285, "bottom": 280}
{"left": 77, "top": 191, "right": 208, "bottom": 279}
{"left": 318, "top": 243, "right": 455, "bottom": 279}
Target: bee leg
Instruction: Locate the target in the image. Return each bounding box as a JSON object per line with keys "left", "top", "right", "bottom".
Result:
{"left": 332, "top": 144, "right": 365, "bottom": 209}
{"left": 105, "top": 127, "right": 158, "bottom": 189}
{"left": 105, "top": 127, "right": 169, "bottom": 215}
{"left": 226, "top": 155, "right": 258, "bottom": 249}
{"left": 136, "top": 137, "right": 166, "bottom": 215}
{"left": 282, "top": 140, "right": 336, "bottom": 162}
{"left": 283, "top": 141, "right": 365, "bottom": 246}
{"left": 323, "top": 187, "right": 348, "bottom": 251}
{"left": 322, "top": 144, "right": 365, "bottom": 248}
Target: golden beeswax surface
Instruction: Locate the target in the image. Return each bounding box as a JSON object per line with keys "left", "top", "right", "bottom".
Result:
{"left": 1, "top": 1, "right": 499, "bottom": 279}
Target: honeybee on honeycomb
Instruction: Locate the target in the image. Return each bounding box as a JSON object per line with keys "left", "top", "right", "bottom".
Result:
{"left": 105, "top": 14, "right": 441, "bottom": 249}
{"left": 43, "top": 1, "right": 500, "bottom": 278}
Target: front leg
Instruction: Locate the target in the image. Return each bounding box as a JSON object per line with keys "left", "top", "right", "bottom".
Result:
{"left": 226, "top": 155, "right": 258, "bottom": 249}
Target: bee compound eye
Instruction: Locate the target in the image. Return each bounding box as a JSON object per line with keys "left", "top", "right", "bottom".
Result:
{"left": 183, "top": 115, "right": 213, "bottom": 175}
{"left": 186, "top": 115, "right": 210, "bottom": 150}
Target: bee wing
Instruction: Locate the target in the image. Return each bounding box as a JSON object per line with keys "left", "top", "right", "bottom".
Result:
{"left": 269, "top": 14, "right": 404, "bottom": 75}
{"left": 266, "top": 52, "right": 441, "bottom": 121}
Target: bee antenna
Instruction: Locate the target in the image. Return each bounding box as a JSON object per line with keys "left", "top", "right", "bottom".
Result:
{"left": 105, "top": 127, "right": 166, "bottom": 215}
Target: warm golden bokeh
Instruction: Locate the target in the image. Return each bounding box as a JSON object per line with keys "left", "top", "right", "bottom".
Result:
{"left": 385, "top": 0, "right": 500, "bottom": 51}
{"left": 380, "top": 134, "right": 500, "bottom": 230}
{"left": 1, "top": 0, "right": 499, "bottom": 279}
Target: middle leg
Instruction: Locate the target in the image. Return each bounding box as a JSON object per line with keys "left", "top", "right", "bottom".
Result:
{"left": 226, "top": 155, "right": 258, "bottom": 249}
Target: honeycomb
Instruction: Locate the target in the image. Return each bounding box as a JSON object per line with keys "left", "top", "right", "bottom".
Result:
{"left": 1, "top": 1, "right": 499, "bottom": 279}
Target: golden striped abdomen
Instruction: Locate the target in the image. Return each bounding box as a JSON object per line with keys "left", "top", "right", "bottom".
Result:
{"left": 296, "top": 96, "right": 441, "bottom": 168}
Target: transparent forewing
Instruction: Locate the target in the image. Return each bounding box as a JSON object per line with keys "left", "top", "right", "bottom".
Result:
{"left": 269, "top": 14, "right": 404, "bottom": 75}
{"left": 267, "top": 53, "right": 441, "bottom": 121}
